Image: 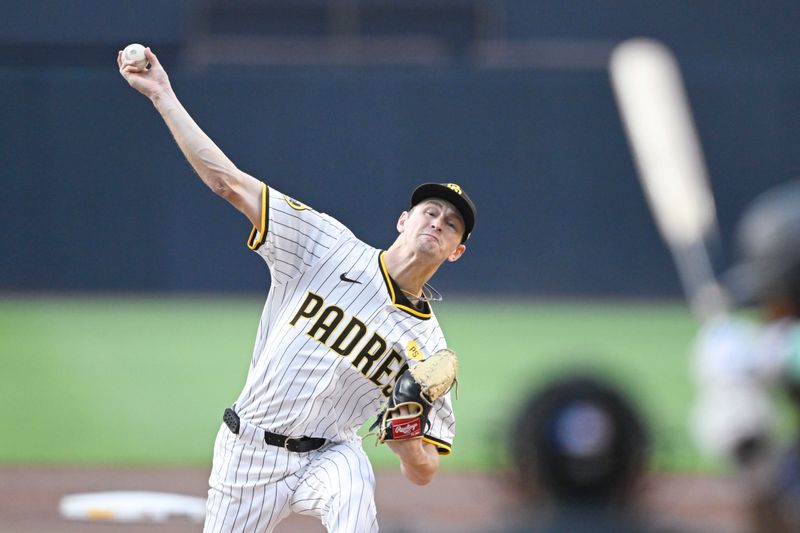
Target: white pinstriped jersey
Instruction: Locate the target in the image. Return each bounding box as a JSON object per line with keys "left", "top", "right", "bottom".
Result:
{"left": 233, "top": 183, "right": 456, "bottom": 454}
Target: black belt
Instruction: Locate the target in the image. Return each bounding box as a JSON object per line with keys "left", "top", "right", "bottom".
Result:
{"left": 223, "top": 408, "right": 327, "bottom": 453}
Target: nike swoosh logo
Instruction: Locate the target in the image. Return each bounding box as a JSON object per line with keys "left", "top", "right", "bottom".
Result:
{"left": 339, "top": 273, "right": 362, "bottom": 284}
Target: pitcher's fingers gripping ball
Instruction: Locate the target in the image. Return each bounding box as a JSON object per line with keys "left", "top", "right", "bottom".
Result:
{"left": 374, "top": 348, "right": 459, "bottom": 442}
{"left": 122, "top": 43, "right": 149, "bottom": 69}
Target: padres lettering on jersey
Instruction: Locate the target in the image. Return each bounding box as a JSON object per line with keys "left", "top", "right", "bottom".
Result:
{"left": 289, "top": 290, "right": 408, "bottom": 396}
{"left": 233, "top": 183, "right": 456, "bottom": 454}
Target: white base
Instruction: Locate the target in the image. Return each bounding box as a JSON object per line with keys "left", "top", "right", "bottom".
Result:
{"left": 59, "top": 491, "right": 206, "bottom": 523}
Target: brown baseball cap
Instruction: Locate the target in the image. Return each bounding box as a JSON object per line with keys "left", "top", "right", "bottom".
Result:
{"left": 411, "top": 182, "right": 476, "bottom": 243}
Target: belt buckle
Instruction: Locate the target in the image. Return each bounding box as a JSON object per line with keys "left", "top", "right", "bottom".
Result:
{"left": 283, "top": 436, "right": 303, "bottom": 452}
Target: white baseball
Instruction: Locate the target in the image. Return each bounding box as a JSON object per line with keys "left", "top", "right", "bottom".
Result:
{"left": 123, "top": 43, "right": 148, "bottom": 69}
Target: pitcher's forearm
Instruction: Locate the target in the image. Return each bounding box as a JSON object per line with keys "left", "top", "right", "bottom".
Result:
{"left": 151, "top": 90, "right": 239, "bottom": 194}
{"left": 387, "top": 439, "right": 440, "bottom": 486}
{"left": 149, "top": 90, "right": 262, "bottom": 223}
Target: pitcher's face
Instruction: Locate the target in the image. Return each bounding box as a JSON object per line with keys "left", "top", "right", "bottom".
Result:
{"left": 397, "top": 199, "right": 466, "bottom": 263}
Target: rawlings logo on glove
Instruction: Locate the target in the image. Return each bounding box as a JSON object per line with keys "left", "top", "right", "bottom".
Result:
{"left": 372, "top": 348, "right": 458, "bottom": 443}
{"left": 391, "top": 418, "right": 422, "bottom": 438}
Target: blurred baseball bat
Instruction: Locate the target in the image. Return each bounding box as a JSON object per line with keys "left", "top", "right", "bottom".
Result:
{"left": 609, "top": 38, "right": 727, "bottom": 321}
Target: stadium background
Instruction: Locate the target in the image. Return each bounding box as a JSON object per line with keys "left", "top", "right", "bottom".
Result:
{"left": 2, "top": 1, "right": 800, "bottom": 531}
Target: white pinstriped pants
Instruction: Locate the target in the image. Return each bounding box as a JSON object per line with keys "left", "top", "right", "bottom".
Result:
{"left": 203, "top": 422, "right": 379, "bottom": 533}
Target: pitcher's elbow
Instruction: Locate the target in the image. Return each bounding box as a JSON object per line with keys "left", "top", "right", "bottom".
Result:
{"left": 409, "top": 473, "right": 434, "bottom": 486}
{"left": 402, "top": 463, "right": 437, "bottom": 486}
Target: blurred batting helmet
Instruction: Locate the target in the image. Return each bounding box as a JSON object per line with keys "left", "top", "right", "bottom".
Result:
{"left": 509, "top": 373, "right": 649, "bottom": 504}
{"left": 725, "top": 180, "right": 800, "bottom": 309}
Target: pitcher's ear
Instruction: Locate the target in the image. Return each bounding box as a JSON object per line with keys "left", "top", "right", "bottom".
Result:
{"left": 448, "top": 244, "right": 466, "bottom": 262}
{"left": 397, "top": 211, "right": 410, "bottom": 233}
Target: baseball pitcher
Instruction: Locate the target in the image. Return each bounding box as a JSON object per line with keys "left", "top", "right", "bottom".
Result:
{"left": 118, "top": 47, "right": 473, "bottom": 532}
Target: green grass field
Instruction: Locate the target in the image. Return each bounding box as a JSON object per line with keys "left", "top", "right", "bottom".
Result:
{"left": 0, "top": 296, "right": 709, "bottom": 472}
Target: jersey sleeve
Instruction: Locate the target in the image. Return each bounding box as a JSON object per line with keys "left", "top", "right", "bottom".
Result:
{"left": 423, "top": 393, "right": 456, "bottom": 455}
{"left": 247, "top": 183, "right": 349, "bottom": 284}
{"left": 419, "top": 328, "right": 456, "bottom": 455}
